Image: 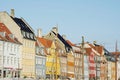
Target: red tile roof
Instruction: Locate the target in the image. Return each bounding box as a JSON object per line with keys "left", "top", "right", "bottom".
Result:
{"left": 66, "top": 40, "right": 75, "bottom": 46}
{"left": 88, "top": 43, "right": 103, "bottom": 55}
{"left": 36, "top": 37, "right": 53, "bottom": 55}
{"left": 95, "top": 46, "right": 103, "bottom": 55}
{"left": 85, "top": 48, "right": 92, "bottom": 55}
{"left": 0, "top": 23, "right": 21, "bottom": 44}
{"left": 0, "top": 23, "right": 11, "bottom": 34}
{"left": 111, "top": 52, "right": 120, "bottom": 56}
{"left": 36, "top": 37, "right": 52, "bottom": 48}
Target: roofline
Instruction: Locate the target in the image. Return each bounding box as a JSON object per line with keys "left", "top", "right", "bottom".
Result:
{"left": 21, "top": 17, "right": 35, "bottom": 33}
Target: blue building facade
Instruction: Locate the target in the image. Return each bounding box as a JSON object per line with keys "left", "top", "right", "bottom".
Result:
{"left": 35, "top": 55, "right": 46, "bottom": 79}
{"left": 35, "top": 42, "right": 46, "bottom": 79}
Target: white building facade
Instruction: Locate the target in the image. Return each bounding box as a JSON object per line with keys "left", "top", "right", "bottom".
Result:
{"left": 0, "top": 23, "right": 21, "bottom": 78}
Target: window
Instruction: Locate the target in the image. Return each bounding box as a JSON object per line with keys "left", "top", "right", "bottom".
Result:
{"left": 14, "top": 57, "right": 16, "bottom": 65}
{"left": 0, "top": 56, "right": 2, "bottom": 65}
{"left": 26, "top": 32, "right": 30, "bottom": 38}
{"left": 21, "top": 30, "right": 25, "bottom": 37}
{"left": 7, "top": 57, "right": 9, "bottom": 64}
{"left": 11, "top": 44, "right": 12, "bottom": 52}
{"left": 39, "top": 47, "right": 44, "bottom": 55}
{"left": 30, "top": 33, "right": 33, "bottom": 39}
{"left": 3, "top": 56, "right": 5, "bottom": 64}
{"left": 11, "top": 57, "right": 13, "bottom": 64}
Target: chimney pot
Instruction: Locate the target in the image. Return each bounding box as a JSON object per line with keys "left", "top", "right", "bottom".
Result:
{"left": 11, "top": 9, "right": 15, "bottom": 17}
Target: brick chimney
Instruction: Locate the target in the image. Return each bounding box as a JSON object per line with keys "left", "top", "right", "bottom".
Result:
{"left": 11, "top": 9, "right": 15, "bottom": 17}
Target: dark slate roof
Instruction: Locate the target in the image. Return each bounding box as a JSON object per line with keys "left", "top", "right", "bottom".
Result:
{"left": 12, "top": 17, "right": 36, "bottom": 41}
{"left": 104, "top": 48, "right": 116, "bottom": 62}
{"left": 12, "top": 17, "right": 33, "bottom": 33}
{"left": 52, "top": 31, "right": 72, "bottom": 52}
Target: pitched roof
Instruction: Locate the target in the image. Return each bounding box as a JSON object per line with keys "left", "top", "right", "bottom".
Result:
{"left": 0, "top": 23, "right": 21, "bottom": 44}
{"left": 0, "top": 23, "right": 11, "bottom": 34}
{"left": 85, "top": 48, "right": 92, "bottom": 55}
{"left": 111, "top": 52, "right": 120, "bottom": 56}
{"left": 12, "top": 17, "right": 33, "bottom": 33}
{"left": 89, "top": 43, "right": 104, "bottom": 55}
{"left": 52, "top": 31, "right": 72, "bottom": 52}
{"left": 36, "top": 37, "right": 52, "bottom": 48}
{"left": 66, "top": 40, "right": 75, "bottom": 46}
{"left": 12, "top": 17, "right": 36, "bottom": 40}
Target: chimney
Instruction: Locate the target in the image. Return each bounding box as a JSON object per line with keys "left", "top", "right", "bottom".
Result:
{"left": 62, "top": 34, "right": 67, "bottom": 40}
{"left": 37, "top": 28, "right": 42, "bottom": 37}
{"left": 52, "top": 27, "right": 58, "bottom": 34}
{"left": 93, "top": 41, "right": 97, "bottom": 44}
{"left": 11, "top": 9, "right": 15, "bottom": 17}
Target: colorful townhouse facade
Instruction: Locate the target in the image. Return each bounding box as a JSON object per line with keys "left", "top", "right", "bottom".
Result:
{"left": 44, "top": 27, "right": 74, "bottom": 79}
{"left": 66, "top": 40, "right": 82, "bottom": 80}
{"left": 0, "top": 10, "right": 36, "bottom": 78}
{"left": 1, "top": 9, "right": 120, "bottom": 80}
{"left": 35, "top": 36, "right": 46, "bottom": 79}
{"left": 71, "top": 45, "right": 81, "bottom": 80}
{"left": 111, "top": 52, "right": 120, "bottom": 80}
{"left": 37, "top": 34, "right": 61, "bottom": 79}
{"left": 0, "top": 23, "right": 21, "bottom": 78}
{"left": 117, "top": 57, "right": 120, "bottom": 80}
{"left": 35, "top": 29, "right": 46, "bottom": 79}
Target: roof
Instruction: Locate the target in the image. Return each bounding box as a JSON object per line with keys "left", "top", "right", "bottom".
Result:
{"left": 0, "top": 23, "right": 11, "bottom": 34}
{"left": 66, "top": 40, "right": 75, "bottom": 46}
{"left": 12, "top": 17, "right": 36, "bottom": 40}
{"left": 89, "top": 43, "right": 104, "bottom": 55}
{"left": 85, "top": 48, "right": 92, "bottom": 55}
{"left": 0, "top": 23, "right": 21, "bottom": 44}
{"left": 111, "top": 52, "right": 120, "bottom": 56}
{"left": 12, "top": 17, "right": 33, "bottom": 33}
{"left": 52, "top": 31, "right": 72, "bottom": 52}
{"left": 36, "top": 37, "right": 52, "bottom": 48}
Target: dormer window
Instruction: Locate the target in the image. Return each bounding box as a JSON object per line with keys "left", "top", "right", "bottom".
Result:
{"left": 30, "top": 33, "right": 33, "bottom": 39}
{"left": 21, "top": 31, "right": 25, "bottom": 37}
{"left": 39, "top": 47, "right": 44, "bottom": 55}
{"left": 9, "top": 34, "right": 14, "bottom": 39}
{"left": 0, "top": 32, "right": 6, "bottom": 37}
{"left": 26, "top": 32, "right": 29, "bottom": 38}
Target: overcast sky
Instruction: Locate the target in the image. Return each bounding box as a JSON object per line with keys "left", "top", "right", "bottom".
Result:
{"left": 0, "top": 0, "right": 120, "bottom": 51}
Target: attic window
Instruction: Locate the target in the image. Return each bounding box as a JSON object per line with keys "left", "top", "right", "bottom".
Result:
{"left": 30, "top": 33, "right": 33, "bottom": 39}
{"left": 26, "top": 32, "right": 29, "bottom": 38}
{"left": 21, "top": 31, "right": 25, "bottom": 37}
{"left": 39, "top": 47, "right": 44, "bottom": 55}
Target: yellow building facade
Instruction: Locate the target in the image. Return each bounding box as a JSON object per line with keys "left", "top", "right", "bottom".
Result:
{"left": 21, "top": 39, "right": 35, "bottom": 78}
{"left": 46, "top": 41, "right": 60, "bottom": 79}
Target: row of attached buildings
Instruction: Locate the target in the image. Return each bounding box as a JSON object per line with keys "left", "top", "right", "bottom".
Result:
{"left": 0, "top": 9, "right": 120, "bottom": 80}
